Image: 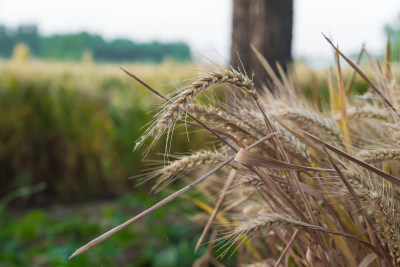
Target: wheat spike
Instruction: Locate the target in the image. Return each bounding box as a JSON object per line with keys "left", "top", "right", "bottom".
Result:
{"left": 235, "top": 108, "right": 310, "bottom": 161}
{"left": 239, "top": 174, "right": 266, "bottom": 187}
{"left": 272, "top": 121, "right": 311, "bottom": 161}
{"left": 231, "top": 215, "right": 287, "bottom": 237}
{"left": 276, "top": 108, "right": 342, "bottom": 141}
{"left": 147, "top": 150, "right": 226, "bottom": 192}
{"left": 188, "top": 104, "right": 271, "bottom": 150}
{"left": 383, "top": 123, "right": 400, "bottom": 146}
{"left": 156, "top": 68, "right": 257, "bottom": 134}
{"left": 356, "top": 148, "right": 400, "bottom": 162}
{"left": 345, "top": 168, "right": 372, "bottom": 202}
{"left": 340, "top": 106, "right": 390, "bottom": 121}
{"left": 371, "top": 195, "right": 400, "bottom": 263}
{"left": 188, "top": 104, "right": 252, "bottom": 134}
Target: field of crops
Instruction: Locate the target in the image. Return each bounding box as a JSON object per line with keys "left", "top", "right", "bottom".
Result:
{"left": 0, "top": 60, "right": 217, "bottom": 202}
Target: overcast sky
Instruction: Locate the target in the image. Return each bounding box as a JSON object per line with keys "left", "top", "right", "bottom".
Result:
{"left": 0, "top": 0, "right": 399, "bottom": 66}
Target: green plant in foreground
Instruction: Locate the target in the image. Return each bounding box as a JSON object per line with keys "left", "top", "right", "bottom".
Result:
{"left": 71, "top": 38, "right": 400, "bottom": 266}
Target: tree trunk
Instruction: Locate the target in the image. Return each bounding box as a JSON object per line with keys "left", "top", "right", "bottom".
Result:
{"left": 231, "top": 0, "right": 293, "bottom": 91}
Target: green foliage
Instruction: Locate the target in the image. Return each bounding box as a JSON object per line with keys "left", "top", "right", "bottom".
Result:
{"left": 0, "top": 25, "right": 192, "bottom": 62}
{"left": 0, "top": 193, "right": 207, "bottom": 266}
{"left": 0, "top": 25, "right": 39, "bottom": 57}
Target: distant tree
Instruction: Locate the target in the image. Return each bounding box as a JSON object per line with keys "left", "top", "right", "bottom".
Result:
{"left": 231, "top": 0, "right": 293, "bottom": 90}
{"left": 0, "top": 24, "right": 192, "bottom": 62}
{"left": 0, "top": 25, "right": 39, "bottom": 58}
{"left": 16, "top": 25, "right": 39, "bottom": 54}
{"left": 0, "top": 25, "right": 14, "bottom": 57}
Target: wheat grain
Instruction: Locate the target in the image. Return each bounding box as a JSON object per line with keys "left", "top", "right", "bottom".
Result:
{"left": 239, "top": 174, "right": 266, "bottom": 187}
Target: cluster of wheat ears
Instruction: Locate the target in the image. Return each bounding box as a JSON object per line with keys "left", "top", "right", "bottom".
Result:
{"left": 70, "top": 37, "right": 400, "bottom": 266}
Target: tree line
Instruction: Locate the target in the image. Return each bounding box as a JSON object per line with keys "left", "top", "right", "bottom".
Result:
{"left": 0, "top": 24, "right": 192, "bottom": 62}
{"left": 385, "top": 14, "right": 400, "bottom": 61}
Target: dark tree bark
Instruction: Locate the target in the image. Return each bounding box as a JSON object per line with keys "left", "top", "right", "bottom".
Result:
{"left": 231, "top": 0, "right": 293, "bottom": 90}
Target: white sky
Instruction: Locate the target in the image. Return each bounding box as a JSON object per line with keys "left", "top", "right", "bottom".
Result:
{"left": 0, "top": 0, "right": 399, "bottom": 66}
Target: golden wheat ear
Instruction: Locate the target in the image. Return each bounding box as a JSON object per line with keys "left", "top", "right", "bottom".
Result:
{"left": 121, "top": 67, "right": 238, "bottom": 154}
{"left": 153, "top": 68, "right": 257, "bottom": 139}
{"left": 125, "top": 66, "right": 257, "bottom": 153}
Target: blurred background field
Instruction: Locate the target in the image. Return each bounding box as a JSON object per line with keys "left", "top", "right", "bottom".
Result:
{"left": 0, "top": 59, "right": 206, "bottom": 203}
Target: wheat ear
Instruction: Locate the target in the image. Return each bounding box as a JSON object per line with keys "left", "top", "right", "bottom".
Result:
{"left": 276, "top": 108, "right": 342, "bottom": 141}
{"left": 236, "top": 108, "right": 310, "bottom": 161}
{"left": 340, "top": 106, "right": 390, "bottom": 121}
{"left": 150, "top": 150, "right": 226, "bottom": 192}
{"left": 345, "top": 168, "right": 372, "bottom": 202}
{"left": 230, "top": 215, "right": 288, "bottom": 237}
{"left": 383, "top": 123, "right": 400, "bottom": 146}
{"left": 188, "top": 104, "right": 272, "bottom": 151}
{"left": 272, "top": 121, "right": 311, "bottom": 161}
{"left": 371, "top": 195, "right": 400, "bottom": 264}
{"left": 156, "top": 68, "right": 257, "bottom": 136}
{"left": 356, "top": 148, "right": 400, "bottom": 162}
{"left": 217, "top": 215, "right": 289, "bottom": 257}
{"left": 188, "top": 104, "right": 253, "bottom": 135}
